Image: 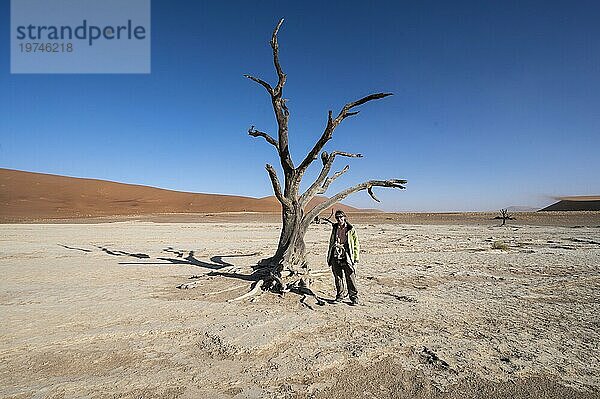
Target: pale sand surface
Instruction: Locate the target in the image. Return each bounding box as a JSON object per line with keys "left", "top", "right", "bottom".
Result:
{"left": 1, "top": 221, "right": 599, "bottom": 398}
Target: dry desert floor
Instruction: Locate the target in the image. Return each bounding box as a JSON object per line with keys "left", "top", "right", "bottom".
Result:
{"left": 1, "top": 218, "right": 599, "bottom": 398}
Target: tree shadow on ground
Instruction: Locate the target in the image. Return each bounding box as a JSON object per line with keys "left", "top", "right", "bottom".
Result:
{"left": 96, "top": 245, "right": 150, "bottom": 259}
{"left": 58, "top": 244, "right": 92, "bottom": 253}
{"left": 109, "top": 246, "right": 264, "bottom": 283}
{"left": 68, "top": 244, "right": 329, "bottom": 303}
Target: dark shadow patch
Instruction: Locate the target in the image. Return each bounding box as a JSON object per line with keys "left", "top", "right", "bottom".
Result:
{"left": 96, "top": 246, "right": 150, "bottom": 258}
{"left": 418, "top": 346, "right": 450, "bottom": 370}
{"left": 155, "top": 250, "right": 260, "bottom": 271}
{"left": 383, "top": 293, "right": 418, "bottom": 303}
{"left": 58, "top": 244, "right": 91, "bottom": 253}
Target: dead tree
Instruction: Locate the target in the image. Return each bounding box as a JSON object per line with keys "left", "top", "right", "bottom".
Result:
{"left": 494, "top": 209, "right": 515, "bottom": 226}
{"left": 245, "top": 19, "right": 406, "bottom": 291}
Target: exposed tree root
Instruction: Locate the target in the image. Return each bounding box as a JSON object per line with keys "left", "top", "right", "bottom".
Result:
{"left": 203, "top": 284, "right": 246, "bottom": 296}
{"left": 309, "top": 269, "right": 330, "bottom": 276}
{"left": 227, "top": 279, "right": 264, "bottom": 302}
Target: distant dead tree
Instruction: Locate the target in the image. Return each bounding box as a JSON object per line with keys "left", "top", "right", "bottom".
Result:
{"left": 245, "top": 19, "right": 406, "bottom": 291}
{"left": 494, "top": 209, "right": 515, "bottom": 226}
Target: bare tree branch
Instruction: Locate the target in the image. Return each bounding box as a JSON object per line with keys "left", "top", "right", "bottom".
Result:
{"left": 323, "top": 209, "right": 335, "bottom": 224}
{"left": 338, "top": 93, "right": 393, "bottom": 118}
{"left": 296, "top": 93, "right": 392, "bottom": 173}
{"left": 299, "top": 151, "right": 362, "bottom": 204}
{"left": 331, "top": 151, "right": 363, "bottom": 159}
{"left": 305, "top": 178, "right": 407, "bottom": 221}
{"left": 270, "top": 18, "right": 286, "bottom": 96}
{"left": 320, "top": 165, "right": 350, "bottom": 194}
{"left": 265, "top": 164, "right": 291, "bottom": 206}
{"left": 320, "top": 151, "right": 329, "bottom": 165}
{"left": 245, "top": 19, "right": 294, "bottom": 176}
{"left": 243, "top": 74, "right": 274, "bottom": 96}
{"left": 248, "top": 126, "right": 279, "bottom": 150}
{"left": 367, "top": 186, "right": 380, "bottom": 202}
{"left": 268, "top": 19, "right": 293, "bottom": 173}
{"left": 296, "top": 112, "right": 333, "bottom": 173}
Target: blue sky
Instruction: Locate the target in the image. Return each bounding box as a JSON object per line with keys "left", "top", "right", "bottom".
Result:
{"left": 1, "top": 0, "right": 599, "bottom": 211}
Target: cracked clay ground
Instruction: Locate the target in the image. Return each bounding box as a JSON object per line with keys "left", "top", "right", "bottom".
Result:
{"left": 1, "top": 221, "right": 599, "bottom": 398}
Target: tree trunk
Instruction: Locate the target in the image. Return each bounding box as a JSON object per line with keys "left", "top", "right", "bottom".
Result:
{"left": 261, "top": 202, "right": 311, "bottom": 287}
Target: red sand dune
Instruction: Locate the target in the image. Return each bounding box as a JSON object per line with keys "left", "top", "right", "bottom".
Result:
{"left": 555, "top": 195, "right": 600, "bottom": 201}
{"left": 0, "top": 168, "right": 369, "bottom": 222}
{"left": 540, "top": 196, "right": 600, "bottom": 212}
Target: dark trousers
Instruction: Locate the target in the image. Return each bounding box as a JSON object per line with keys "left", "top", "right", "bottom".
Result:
{"left": 331, "top": 258, "right": 358, "bottom": 300}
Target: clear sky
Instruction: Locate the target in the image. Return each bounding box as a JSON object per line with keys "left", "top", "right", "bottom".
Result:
{"left": 1, "top": 0, "right": 599, "bottom": 211}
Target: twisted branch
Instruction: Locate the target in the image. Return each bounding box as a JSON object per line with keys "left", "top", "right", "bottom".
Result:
{"left": 299, "top": 151, "right": 362, "bottom": 204}
{"left": 248, "top": 126, "right": 279, "bottom": 150}
{"left": 265, "top": 164, "right": 290, "bottom": 206}
{"left": 320, "top": 165, "right": 349, "bottom": 194}
{"left": 245, "top": 18, "right": 294, "bottom": 177}
{"left": 305, "top": 178, "right": 407, "bottom": 221}
{"left": 271, "top": 18, "right": 286, "bottom": 96}
{"left": 243, "top": 74, "right": 274, "bottom": 96}
{"left": 296, "top": 93, "right": 392, "bottom": 174}
{"left": 227, "top": 279, "right": 264, "bottom": 302}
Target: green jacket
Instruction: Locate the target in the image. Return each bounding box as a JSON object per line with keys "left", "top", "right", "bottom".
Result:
{"left": 327, "top": 222, "right": 360, "bottom": 266}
